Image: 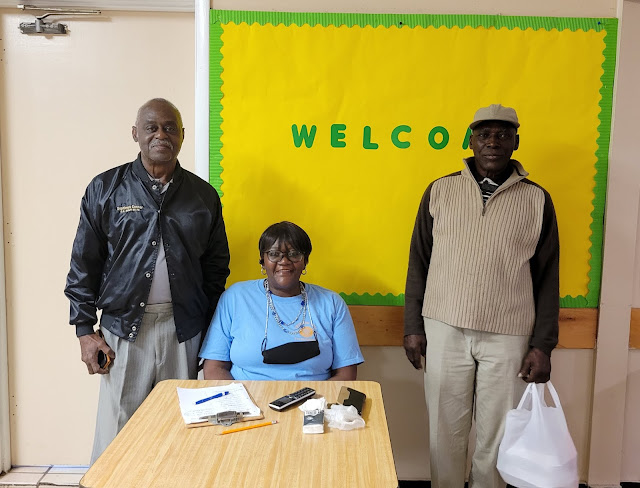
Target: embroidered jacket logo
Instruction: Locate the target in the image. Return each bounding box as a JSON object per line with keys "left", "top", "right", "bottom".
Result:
{"left": 117, "top": 205, "right": 143, "bottom": 213}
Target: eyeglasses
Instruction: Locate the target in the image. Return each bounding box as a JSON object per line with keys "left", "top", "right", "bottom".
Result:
{"left": 266, "top": 250, "right": 305, "bottom": 263}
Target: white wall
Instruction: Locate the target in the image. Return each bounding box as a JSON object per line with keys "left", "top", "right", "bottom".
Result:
{"left": 622, "top": 351, "right": 640, "bottom": 482}
{"left": 2, "top": 1, "right": 639, "bottom": 485}
{"left": 211, "top": 0, "right": 616, "bottom": 17}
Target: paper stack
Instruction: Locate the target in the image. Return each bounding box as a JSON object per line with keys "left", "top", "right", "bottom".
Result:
{"left": 176, "top": 382, "right": 262, "bottom": 427}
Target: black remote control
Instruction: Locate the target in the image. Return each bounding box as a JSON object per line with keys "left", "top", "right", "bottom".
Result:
{"left": 268, "top": 387, "right": 316, "bottom": 411}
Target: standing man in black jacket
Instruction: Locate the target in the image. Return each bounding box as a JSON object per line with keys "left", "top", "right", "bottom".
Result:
{"left": 65, "top": 98, "right": 230, "bottom": 463}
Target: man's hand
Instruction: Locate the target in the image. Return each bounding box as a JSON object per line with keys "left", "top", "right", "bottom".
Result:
{"left": 518, "top": 347, "right": 551, "bottom": 383}
{"left": 79, "top": 332, "right": 115, "bottom": 375}
{"left": 403, "top": 334, "right": 426, "bottom": 370}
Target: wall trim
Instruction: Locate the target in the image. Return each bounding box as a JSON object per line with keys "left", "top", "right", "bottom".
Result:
{"left": 351, "top": 306, "right": 598, "bottom": 348}
{"left": 0, "top": 147, "right": 11, "bottom": 473}
{"left": 629, "top": 308, "right": 640, "bottom": 348}
{"left": 195, "top": 0, "right": 209, "bottom": 180}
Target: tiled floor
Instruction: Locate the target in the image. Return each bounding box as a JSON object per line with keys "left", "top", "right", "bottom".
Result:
{"left": 0, "top": 466, "right": 88, "bottom": 487}
{"left": 1, "top": 470, "right": 637, "bottom": 488}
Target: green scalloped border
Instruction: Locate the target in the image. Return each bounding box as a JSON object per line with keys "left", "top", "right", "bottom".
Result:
{"left": 211, "top": 10, "right": 612, "bottom": 30}
{"left": 209, "top": 11, "right": 618, "bottom": 307}
{"left": 209, "top": 19, "right": 224, "bottom": 197}
{"left": 559, "top": 18, "right": 617, "bottom": 308}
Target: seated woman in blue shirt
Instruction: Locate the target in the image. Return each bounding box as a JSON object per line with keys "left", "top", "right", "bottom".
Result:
{"left": 200, "top": 221, "right": 364, "bottom": 380}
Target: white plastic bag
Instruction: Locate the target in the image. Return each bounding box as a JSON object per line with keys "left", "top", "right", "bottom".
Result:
{"left": 324, "top": 404, "right": 365, "bottom": 430}
{"left": 497, "top": 381, "right": 578, "bottom": 488}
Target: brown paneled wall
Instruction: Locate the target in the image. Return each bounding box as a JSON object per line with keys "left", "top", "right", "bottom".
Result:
{"left": 350, "top": 306, "right": 599, "bottom": 348}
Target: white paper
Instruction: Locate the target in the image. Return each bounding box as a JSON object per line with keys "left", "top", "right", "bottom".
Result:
{"left": 176, "top": 383, "right": 261, "bottom": 425}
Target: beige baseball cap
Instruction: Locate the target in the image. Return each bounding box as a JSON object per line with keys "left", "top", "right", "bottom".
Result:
{"left": 469, "top": 104, "right": 520, "bottom": 130}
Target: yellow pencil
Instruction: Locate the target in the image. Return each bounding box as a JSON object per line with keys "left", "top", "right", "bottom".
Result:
{"left": 218, "top": 420, "right": 278, "bottom": 435}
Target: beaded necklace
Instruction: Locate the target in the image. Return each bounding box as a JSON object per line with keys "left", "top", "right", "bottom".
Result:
{"left": 263, "top": 279, "right": 311, "bottom": 336}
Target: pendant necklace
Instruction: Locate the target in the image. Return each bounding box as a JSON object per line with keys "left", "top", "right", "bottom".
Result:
{"left": 263, "top": 279, "right": 314, "bottom": 337}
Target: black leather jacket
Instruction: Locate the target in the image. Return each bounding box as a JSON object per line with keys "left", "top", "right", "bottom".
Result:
{"left": 65, "top": 155, "right": 230, "bottom": 343}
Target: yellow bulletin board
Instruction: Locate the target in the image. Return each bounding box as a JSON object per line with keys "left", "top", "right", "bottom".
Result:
{"left": 210, "top": 11, "right": 617, "bottom": 308}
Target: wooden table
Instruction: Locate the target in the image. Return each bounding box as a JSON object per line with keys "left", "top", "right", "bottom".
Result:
{"left": 80, "top": 380, "right": 398, "bottom": 488}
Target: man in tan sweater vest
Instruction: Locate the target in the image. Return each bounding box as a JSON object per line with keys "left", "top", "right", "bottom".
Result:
{"left": 403, "top": 104, "right": 559, "bottom": 488}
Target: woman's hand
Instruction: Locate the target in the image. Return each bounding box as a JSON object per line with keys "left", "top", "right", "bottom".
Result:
{"left": 329, "top": 365, "right": 357, "bottom": 381}
{"left": 203, "top": 359, "right": 234, "bottom": 380}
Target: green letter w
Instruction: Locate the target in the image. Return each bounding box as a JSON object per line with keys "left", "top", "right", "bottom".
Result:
{"left": 291, "top": 124, "right": 317, "bottom": 148}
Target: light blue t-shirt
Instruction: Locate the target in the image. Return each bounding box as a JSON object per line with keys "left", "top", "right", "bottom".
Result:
{"left": 199, "top": 279, "right": 364, "bottom": 380}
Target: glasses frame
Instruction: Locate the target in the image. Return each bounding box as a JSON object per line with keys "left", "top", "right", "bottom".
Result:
{"left": 265, "top": 249, "right": 305, "bottom": 263}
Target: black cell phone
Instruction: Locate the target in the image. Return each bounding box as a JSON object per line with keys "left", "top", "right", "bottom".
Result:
{"left": 337, "top": 386, "right": 366, "bottom": 415}
{"left": 98, "top": 350, "right": 109, "bottom": 369}
{"left": 97, "top": 330, "right": 112, "bottom": 369}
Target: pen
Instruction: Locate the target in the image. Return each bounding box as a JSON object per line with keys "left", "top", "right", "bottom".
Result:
{"left": 195, "top": 391, "right": 229, "bottom": 405}
{"left": 218, "top": 420, "right": 278, "bottom": 435}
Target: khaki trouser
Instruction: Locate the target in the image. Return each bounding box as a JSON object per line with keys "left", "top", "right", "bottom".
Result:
{"left": 91, "top": 303, "right": 200, "bottom": 464}
{"left": 423, "top": 317, "right": 529, "bottom": 488}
